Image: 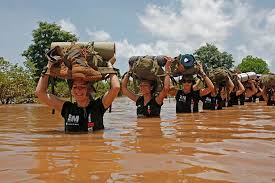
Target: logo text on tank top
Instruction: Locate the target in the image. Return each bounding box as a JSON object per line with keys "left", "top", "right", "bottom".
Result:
{"left": 179, "top": 95, "right": 186, "bottom": 102}
{"left": 66, "top": 114, "right": 80, "bottom": 126}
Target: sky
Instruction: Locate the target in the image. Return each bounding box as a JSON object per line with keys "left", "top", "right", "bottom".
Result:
{"left": 0, "top": 0, "right": 275, "bottom": 73}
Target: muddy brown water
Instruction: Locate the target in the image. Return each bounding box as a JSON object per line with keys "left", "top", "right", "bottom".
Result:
{"left": 0, "top": 97, "right": 274, "bottom": 183}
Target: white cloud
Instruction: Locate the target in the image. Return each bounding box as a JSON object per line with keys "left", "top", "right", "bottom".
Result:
{"left": 57, "top": 19, "right": 78, "bottom": 35}
{"left": 112, "top": 0, "right": 247, "bottom": 72}
{"left": 84, "top": 0, "right": 275, "bottom": 73}
{"left": 133, "top": 0, "right": 275, "bottom": 72}
{"left": 234, "top": 6, "right": 275, "bottom": 69}
{"left": 86, "top": 29, "right": 111, "bottom": 41}
{"left": 138, "top": 0, "right": 242, "bottom": 46}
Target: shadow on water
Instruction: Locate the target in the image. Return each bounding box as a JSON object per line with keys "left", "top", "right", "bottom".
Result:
{"left": 0, "top": 98, "right": 274, "bottom": 182}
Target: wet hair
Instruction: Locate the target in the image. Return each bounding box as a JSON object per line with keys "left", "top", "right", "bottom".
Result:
{"left": 139, "top": 80, "right": 157, "bottom": 96}
{"left": 68, "top": 79, "right": 96, "bottom": 92}
{"left": 180, "top": 75, "right": 195, "bottom": 85}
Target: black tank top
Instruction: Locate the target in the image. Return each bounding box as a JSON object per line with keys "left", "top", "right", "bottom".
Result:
{"left": 267, "top": 94, "right": 275, "bottom": 106}
{"left": 202, "top": 93, "right": 223, "bottom": 110}
{"left": 61, "top": 98, "right": 106, "bottom": 133}
{"left": 229, "top": 92, "right": 239, "bottom": 105}
{"left": 136, "top": 96, "right": 162, "bottom": 117}
{"left": 267, "top": 100, "right": 275, "bottom": 105}
{"left": 176, "top": 90, "right": 200, "bottom": 113}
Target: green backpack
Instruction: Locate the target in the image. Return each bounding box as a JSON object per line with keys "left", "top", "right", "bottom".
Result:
{"left": 225, "top": 69, "right": 238, "bottom": 86}
{"left": 208, "top": 67, "right": 229, "bottom": 87}
{"left": 129, "top": 56, "right": 165, "bottom": 93}
{"left": 63, "top": 42, "right": 117, "bottom": 77}
{"left": 260, "top": 74, "right": 275, "bottom": 88}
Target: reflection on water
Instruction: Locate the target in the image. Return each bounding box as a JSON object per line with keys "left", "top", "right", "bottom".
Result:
{"left": 0, "top": 98, "right": 274, "bottom": 182}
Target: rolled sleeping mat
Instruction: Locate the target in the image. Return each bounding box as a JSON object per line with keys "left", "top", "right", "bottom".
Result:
{"left": 51, "top": 42, "right": 115, "bottom": 61}
{"left": 238, "top": 73, "right": 248, "bottom": 82}
{"left": 238, "top": 72, "right": 257, "bottom": 82}
{"left": 246, "top": 72, "right": 257, "bottom": 80}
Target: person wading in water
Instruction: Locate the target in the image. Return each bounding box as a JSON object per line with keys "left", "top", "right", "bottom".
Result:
{"left": 35, "top": 60, "right": 120, "bottom": 133}
{"left": 121, "top": 57, "right": 172, "bottom": 117}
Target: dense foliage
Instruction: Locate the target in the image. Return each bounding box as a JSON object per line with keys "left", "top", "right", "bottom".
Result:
{"left": 194, "top": 43, "right": 234, "bottom": 71}
{"left": 237, "top": 55, "right": 270, "bottom": 74}
{"left": 0, "top": 58, "right": 36, "bottom": 104}
{"left": 22, "top": 22, "right": 77, "bottom": 80}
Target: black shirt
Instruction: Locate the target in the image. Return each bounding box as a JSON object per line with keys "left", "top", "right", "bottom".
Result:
{"left": 176, "top": 90, "right": 200, "bottom": 113}
{"left": 61, "top": 98, "right": 107, "bottom": 133}
{"left": 267, "top": 95, "right": 275, "bottom": 106}
{"left": 202, "top": 93, "right": 223, "bottom": 110}
{"left": 267, "top": 100, "right": 275, "bottom": 106}
{"left": 136, "top": 96, "right": 162, "bottom": 117}
{"left": 229, "top": 92, "right": 239, "bottom": 105}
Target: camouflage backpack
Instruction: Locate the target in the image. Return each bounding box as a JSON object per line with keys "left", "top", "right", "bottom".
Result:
{"left": 208, "top": 67, "right": 229, "bottom": 87}
{"left": 260, "top": 74, "right": 275, "bottom": 88}
{"left": 63, "top": 42, "right": 117, "bottom": 77}
{"left": 128, "top": 56, "right": 165, "bottom": 93}
{"left": 225, "top": 69, "right": 238, "bottom": 86}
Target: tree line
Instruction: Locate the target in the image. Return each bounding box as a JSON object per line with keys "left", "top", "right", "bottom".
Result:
{"left": 0, "top": 22, "right": 271, "bottom": 104}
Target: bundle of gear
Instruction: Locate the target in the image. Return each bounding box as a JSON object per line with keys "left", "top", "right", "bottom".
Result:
{"left": 126, "top": 53, "right": 200, "bottom": 94}
{"left": 45, "top": 42, "right": 118, "bottom": 81}
{"left": 260, "top": 74, "right": 275, "bottom": 88}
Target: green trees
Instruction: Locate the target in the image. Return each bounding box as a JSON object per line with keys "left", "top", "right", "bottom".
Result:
{"left": 22, "top": 22, "right": 77, "bottom": 79}
{"left": 194, "top": 43, "right": 234, "bottom": 71}
{"left": 237, "top": 55, "right": 270, "bottom": 74}
{"left": 20, "top": 22, "right": 78, "bottom": 102}
{"left": 0, "top": 58, "right": 35, "bottom": 104}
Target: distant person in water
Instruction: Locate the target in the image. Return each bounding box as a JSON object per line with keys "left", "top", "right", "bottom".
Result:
{"left": 121, "top": 57, "right": 172, "bottom": 117}
{"left": 35, "top": 61, "right": 120, "bottom": 133}
{"left": 202, "top": 77, "right": 234, "bottom": 110}
{"left": 175, "top": 63, "right": 214, "bottom": 113}
{"left": 239, "top": 79, "right": 257, "bottom": 105}
{"left": 262, "top": 87, "right": 275, "bottom": 106}
{"left": 228, "top": 77, "right": 245, "bottom": 106}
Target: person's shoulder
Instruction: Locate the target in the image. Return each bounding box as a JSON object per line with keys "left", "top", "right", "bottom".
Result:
{"left": 194, "top": 90, "right": 200, "bottom": 95}
{"left": 61, "top": 101, "right": 76, "bottom": 117}
{"left": 90, "top": 98, "right": 102, "bottom": 106}
{"left": 177, "top": 89, "right": 183, "bottom": 94}
{"left": 89, "top": 97, "right": 107, "bottom": 112}
{"left": 62, "top": 101, "right": 75, "bottom": 109}
{"left": 136, "top": 95, "right": 143, "bottom": 103}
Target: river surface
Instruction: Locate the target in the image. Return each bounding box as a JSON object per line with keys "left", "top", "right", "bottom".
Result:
{"left": 0, "top": 97, "right": 274, "bottom": 183}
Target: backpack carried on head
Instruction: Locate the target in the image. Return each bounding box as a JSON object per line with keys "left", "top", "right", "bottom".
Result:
{"left": 208, "top": 67, "right": 229, "bottom": 87}
{"left": 172, "top": 54, "right": 199, "bottom": 77}
{"left": 128, "top": 56, "right": 166, "bottom": 93}
{"left": 47, "top": 42, "right": 118, "bottom": 81}
{"left": 225, "top": 69, "right": 238, "bottom": 86}
{"left": 260, "top": 74, "right": 275, "bottom": 88}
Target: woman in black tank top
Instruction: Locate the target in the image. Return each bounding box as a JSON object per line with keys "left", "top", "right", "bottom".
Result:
{"left": 176, "top": 64, "right": 214, "bottom": 113}
{"left": 228, "top": 78, "right": 245, "bottom": 106}
{"left": 262, "top": 87, "right": 275, "bottom": 106}
{"left": 121, "top": 57, "right": 172, "bottom": 117}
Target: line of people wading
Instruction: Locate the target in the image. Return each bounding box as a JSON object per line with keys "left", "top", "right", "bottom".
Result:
{"left": 35, "top": 42, "right": 275, "bottom": 133}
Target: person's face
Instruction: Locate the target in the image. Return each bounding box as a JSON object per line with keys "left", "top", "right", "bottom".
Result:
{"left": 182, "top": 79, "right": 193, "bottom": 91}
{"left": 71, "top": 79, "right": 89, "bottom": 101}
{"left": 139, "top": 81, "right": 153, "bottom": 95}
